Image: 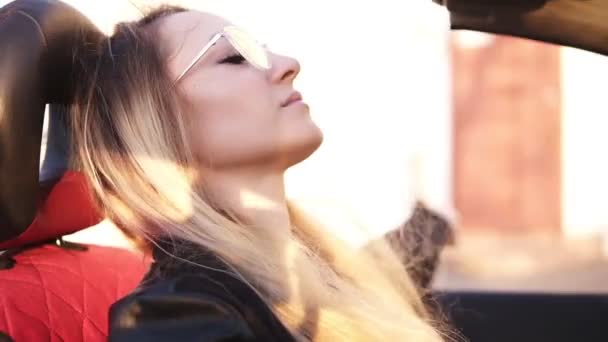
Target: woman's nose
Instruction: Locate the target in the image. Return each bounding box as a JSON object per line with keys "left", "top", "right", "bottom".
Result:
{"left": 269, "top": 53, "right": 301, "bottom": 83}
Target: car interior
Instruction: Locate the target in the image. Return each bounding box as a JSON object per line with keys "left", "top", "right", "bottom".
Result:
{"left": 0, "top": 0, "right": 606, "bottom": 341}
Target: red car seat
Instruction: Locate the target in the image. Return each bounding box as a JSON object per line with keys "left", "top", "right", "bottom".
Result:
{"left": 0, "top": 1, "right": 148, "bottom": 341}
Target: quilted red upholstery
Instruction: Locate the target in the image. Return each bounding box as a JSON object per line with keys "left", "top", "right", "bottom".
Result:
{"left": 0, "top": 171, "right": 102, "bottom": 250}
{"left": 0, "top": 172, "right": 149, "bottom": 341}
{"left": 0, "top": 244, "right": 148, "bottom": 342}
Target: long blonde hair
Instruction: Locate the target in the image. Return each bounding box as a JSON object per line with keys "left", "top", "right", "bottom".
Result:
{"left": 69, "top": 6, "right": 447, "bottom": 341}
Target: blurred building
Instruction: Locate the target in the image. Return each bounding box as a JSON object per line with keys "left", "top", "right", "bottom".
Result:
{"left": 452, "top": 33, "right": 562, "bottom": 235}
{"left": 452, "top": 31, "right": 608, "bottom": 240}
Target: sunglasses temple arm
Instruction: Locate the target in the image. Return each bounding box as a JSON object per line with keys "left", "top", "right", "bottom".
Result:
{"left": 174, "top": 33, "right": 223, "bottom": 83}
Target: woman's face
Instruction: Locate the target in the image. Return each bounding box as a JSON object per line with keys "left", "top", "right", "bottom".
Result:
{"left": 153, "top": 11, "right": 323, "bottom": 171}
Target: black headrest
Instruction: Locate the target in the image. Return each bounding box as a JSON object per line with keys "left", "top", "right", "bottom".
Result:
{"left": 435, "top": 0, "right": 608, "bottom": 56}
{"left": 0, "top": 0, "right": 103, "bottom": 241}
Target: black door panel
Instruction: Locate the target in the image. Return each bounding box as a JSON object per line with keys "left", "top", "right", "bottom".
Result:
{"left": 437, "top": 292, "right": 608, "bottom": 342}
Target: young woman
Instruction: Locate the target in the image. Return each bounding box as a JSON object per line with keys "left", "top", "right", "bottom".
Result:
{"left": 69, "top": 5, "right": 447, "bottom": 341}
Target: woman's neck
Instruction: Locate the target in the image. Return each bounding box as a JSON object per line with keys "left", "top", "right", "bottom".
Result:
{"left": 197, "top": 167, "right": 293, "bottom": 239}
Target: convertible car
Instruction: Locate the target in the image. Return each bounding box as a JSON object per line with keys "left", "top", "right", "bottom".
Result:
{"left": 0, "top": 0, "right": 606, "bottom": 341}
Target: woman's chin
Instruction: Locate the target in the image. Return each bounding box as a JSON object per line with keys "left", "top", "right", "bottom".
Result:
{"left": 283, "top": 128, "right": 323, "bottom": 167}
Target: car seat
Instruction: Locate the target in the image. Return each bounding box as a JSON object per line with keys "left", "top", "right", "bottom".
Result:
{"left": 0, "top": 1, "right": 148, "bottom": 341}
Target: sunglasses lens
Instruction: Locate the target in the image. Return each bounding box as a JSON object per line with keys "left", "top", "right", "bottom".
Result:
{"left": 224, "top": 26, "right": 270, "bottom": 70}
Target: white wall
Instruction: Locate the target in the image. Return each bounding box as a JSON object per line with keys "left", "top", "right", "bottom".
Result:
{"left": 561, "top": 47, "right": 608, "bottom": 238}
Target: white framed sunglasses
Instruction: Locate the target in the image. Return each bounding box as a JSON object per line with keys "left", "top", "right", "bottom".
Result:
{"left": 174, "top": 25, "right": 271, "bottom": 83}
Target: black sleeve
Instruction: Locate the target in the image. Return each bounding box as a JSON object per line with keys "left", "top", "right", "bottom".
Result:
{"left": 108, "top": 276, "right": 257, "bottom": 342}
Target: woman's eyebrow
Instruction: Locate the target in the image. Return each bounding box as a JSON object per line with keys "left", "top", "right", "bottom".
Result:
{"left": 205, "top": 39, "right": 236, "bottom": 61}
{"left": 171, "top": 31, "right": 220, "bottom": 71}
{"left": 182, "top": 38, "right": 231, "bottom": 76}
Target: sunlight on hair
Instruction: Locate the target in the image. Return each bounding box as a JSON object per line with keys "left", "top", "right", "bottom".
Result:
{"left": 273, "top": 240, "right": 306, "bottom": 322}
{"left": 135, "top": 155, "right": 195, "bottom": 220}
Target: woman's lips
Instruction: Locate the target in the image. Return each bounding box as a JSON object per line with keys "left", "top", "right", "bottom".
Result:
{"left": 282, "top": 91, "right": 303, "bottom": 107}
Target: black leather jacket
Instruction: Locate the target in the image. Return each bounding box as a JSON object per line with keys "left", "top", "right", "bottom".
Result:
{"left": 108, "top": 206, "right": 452, "bottom": 341}
{"left": 108, "top": 240, "right": 296, "bottom": 341}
